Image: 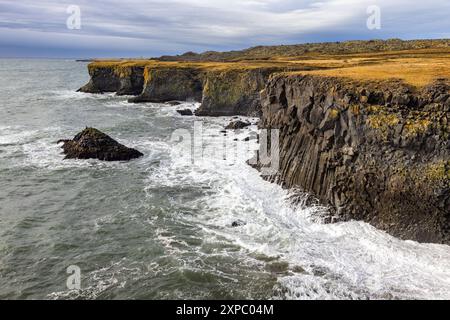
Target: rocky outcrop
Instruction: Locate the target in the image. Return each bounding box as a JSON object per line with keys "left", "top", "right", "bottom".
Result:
{"left": 79, "top": 62, "right": 287, "bottom": 116}
{"left": 254, "top": 75, "right": 450, "bottom": 244}
{"left": 78, "top": 64, "right": 144, "bottom": 95}
{"left": 129, "top": 67, "right": 203, "bottom": 103}
{"left": 231, "top": 220, "right": 247, "bottom": 227}
{"left": 129, "top": 66, "right": 280, "bottom": 116}
{"left": 115, "top": 66, "right": 145, "bottom": 95}
{"left": 176, "top": 109, "right": 194, "bottom": 116}
{"left": 166, "top": 101, "right": 182, "bottom": 106}
{"left": 195, "top": 68, "right": 278, "bottom": 117}
{"left": 58, "top": 128, "right": 143, "bottom": 161}
{"left": 225, "top": 120, "right": 251, "bottom": 130}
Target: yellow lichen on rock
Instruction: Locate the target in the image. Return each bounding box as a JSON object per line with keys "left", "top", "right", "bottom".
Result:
{"left": 425, "top": 161, "right": 450, "bottom": 181}
{"left": 329, "top": 108, "right": 340, "bottom": 119}
{"left": 403, "top": 118, "right": 432, "bottom": 137}
{"left": 349, "top": 104, "right": 360, "bottom": 116}
{"left": 366, "top": 113, "right": 400, "bottom": 129}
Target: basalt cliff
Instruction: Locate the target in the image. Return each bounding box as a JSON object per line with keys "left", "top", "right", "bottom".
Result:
{"left": 78, "top": 39, "right": 450, "bottom": 244}
{"left": 256, "top": 75, "right": 449, "bottom": 244}
{"left": 78, "top": 60, "right": 305, "bottom": 117}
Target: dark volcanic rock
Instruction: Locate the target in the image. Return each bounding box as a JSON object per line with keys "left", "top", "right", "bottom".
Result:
{"left": 176, "top": 109, "right": 194, "bottom": 116}
{"left": 254, "top": 75, "right": 450, "bottom": 244}
{"left": 231, "top": 220, "right": 247, "bottom": 227}
{"left": 195, "top": 68, "right": 277, "bottom": 117}
{"left": 166, "top": 101, "right": 182, "bottom": 106}
{"left": 58, "top": 128, "right": 143, "bottom": 161}
{"left": 130, "top": 67, "right": 203, "bottom": 103}
{"left": 225, "top": 120, "right": 251, "bottom": 130}
{"left": 78, "top": 62, "right": 291, "bottom": 117}
{"left": 78, "top": 65, "right": 144, "bottom": 95}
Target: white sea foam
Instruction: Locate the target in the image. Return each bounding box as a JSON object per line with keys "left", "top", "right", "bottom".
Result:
{"left": 48, "top": 258, "right": 139, "bottom": 300}
{"left": 144, "top": 116, "right": 450, "bottom": 300}
{"left": 2, "top": 90, "right": 449, "bottom": 300}
{"left": 0, "top": 126, "right": 40, "bottom": 146}
{"left": 47, "top": 90, "right": 116, "bottom": 101}
{"left": 0, "top": 122, "right": 167, "bottom": 171}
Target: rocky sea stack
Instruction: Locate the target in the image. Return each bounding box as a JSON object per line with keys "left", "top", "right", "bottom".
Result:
{"left": 58, "top": 128, "right": 143, "bottom": 161}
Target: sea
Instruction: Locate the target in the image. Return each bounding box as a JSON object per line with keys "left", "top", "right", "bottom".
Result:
{"left": 0, "top": 59, "right": 449, "bottom": 299}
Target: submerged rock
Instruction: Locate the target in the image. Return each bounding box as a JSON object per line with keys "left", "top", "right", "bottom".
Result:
{"left": 58, "top": 128, "right": 143, "bottom": 161}
{"left": 225, "top": 120, "right": 251, "bottom": 130}
{"left": 166, "top": 101, "right": 182, "bottom": 106}
{"left": 231, "top": 220, "right": 246, "bottom": 227}
{"left": 265, "top": 261, "right": 290, "bottom": 274}
{"left": 176, "top": 109, "right": 194, "bottom": 116}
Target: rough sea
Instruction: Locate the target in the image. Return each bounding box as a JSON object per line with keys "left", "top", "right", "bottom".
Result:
{"left": 0, "top": 59, "right": 449, "bottom": 299}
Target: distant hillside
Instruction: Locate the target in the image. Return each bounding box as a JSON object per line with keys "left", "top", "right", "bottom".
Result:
{"left": 158, "top": 39, "right": 450, "bottom": 62}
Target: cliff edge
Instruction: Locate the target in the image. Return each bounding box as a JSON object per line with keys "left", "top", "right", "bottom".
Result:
{"left": 254, "top": 75, "right": 449, "bottom": 243}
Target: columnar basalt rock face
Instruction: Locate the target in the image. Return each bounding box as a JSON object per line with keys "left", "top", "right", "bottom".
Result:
{"left": 256, "top": 75, "right": 450, "bottom": 244}
{"left": 78, "top": 65, "right": 144, "bottom": 95}
{"left": 129, "top": 67, "right": 204, "bottom": 103}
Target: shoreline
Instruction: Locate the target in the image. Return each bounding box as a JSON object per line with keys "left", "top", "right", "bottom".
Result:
{"left": 76, "top": 39, "right": 450, "bottom": 244}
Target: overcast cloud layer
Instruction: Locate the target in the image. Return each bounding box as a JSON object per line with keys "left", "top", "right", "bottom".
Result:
{"left": 0, "top": 0, "right": 449, "bottom": 58}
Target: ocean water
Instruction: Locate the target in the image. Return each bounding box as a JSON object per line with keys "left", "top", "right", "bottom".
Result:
{"left": 0, "top": 59, "right": 449, "bottom": 300}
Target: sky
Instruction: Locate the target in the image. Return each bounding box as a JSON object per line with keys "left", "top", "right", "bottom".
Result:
{"left": 0, "top": 0, "right": 449, "bottom": 58}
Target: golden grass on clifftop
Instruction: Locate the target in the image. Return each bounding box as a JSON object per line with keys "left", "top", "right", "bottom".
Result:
{"left": 90, "top": 48, "right": 450, "bottom": 87}
{"left": 284, "top": 48, "right": 450, "bottom": 88}
{"left": 89, "top": 59, "right": 310, "bottom": 72}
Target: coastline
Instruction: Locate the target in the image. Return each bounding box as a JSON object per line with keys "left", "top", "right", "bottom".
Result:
{"left": 76, "top": 39, "right": 450, "bottom": 244}
{"left": 0, "top": 58, "right": 449, "bottom": 299}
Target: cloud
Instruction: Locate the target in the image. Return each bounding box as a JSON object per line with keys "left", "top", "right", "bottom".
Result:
{"left": 0, "top": 0, "right": 449, "bottom": 57}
